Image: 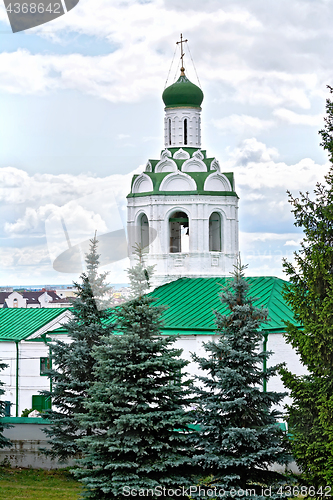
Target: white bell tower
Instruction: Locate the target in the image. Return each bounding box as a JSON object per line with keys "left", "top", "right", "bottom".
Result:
{"left": 127, "top": 37, "right": 239, "bottom": 287}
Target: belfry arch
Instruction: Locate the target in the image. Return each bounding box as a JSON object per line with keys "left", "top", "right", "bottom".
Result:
{"left": 169, "top": 211, "right": 189, "bottom": 253}
{"left": 209, "top": 212, "right": 222, "bottom": 252}
{"left": 139, "top": 213, "right": 149, "bottom": 253}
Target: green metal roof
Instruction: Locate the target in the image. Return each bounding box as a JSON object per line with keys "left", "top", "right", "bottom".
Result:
{"left": 162, "top": 74, "right": 204, "bottom": 109}
{"left": 147, "top": 276, "right": 300, "bottom": 334}
{"left": 0, "top": 278, "right": 298, "bottom": 341}
{"left": 102, "top": 277, "right": 300, "bottom": 336}
{"left": 0, "top": 308, "right": 69, "bottom": 342}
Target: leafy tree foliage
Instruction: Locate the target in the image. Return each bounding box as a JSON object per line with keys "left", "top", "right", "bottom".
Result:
{"left": 42, "top": 235, "right": 114, "bottom": 461}
{"left": 281, "top": 86, "right": 333, "bottom": 488}
{"left": 76, "top": 245, "right": 195, "bottom": 499}
{"left": 192, "top": 263, "right": 289, "bottom": 499}
{"left": 0, "top": 361, "right": 11, "bottom": 449}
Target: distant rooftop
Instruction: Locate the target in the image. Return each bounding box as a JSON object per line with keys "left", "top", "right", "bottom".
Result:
{"left": 0, "top": 308, "right": 70, "bottom": 342}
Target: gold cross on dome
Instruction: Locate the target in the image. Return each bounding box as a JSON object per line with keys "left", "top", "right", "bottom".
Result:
{"left": 176, "top": 33, "right": 188, "bottom": 75}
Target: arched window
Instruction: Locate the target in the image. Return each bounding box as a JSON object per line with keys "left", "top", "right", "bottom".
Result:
{"left": 169, "top": 211, "right": 189, "bottom": 253}
{"left": 168, "top": 119, "right": 172, "bottom": 146}
{"left": 184, "top": 119, "right": 188, "bottom": 145}
{"left": 209, "top": 212, "right": 221, "bottom": 252}
{"left": 140, "top": 214, "right": 149, "bottom": 253}
{"left": 13, "top": 298, "right": 18, "bottom": 308}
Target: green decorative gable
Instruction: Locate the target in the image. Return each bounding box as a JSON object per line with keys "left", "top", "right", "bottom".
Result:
{"left": 128, "top": 148, "right": 238, "bottom": 198}
{"left": 128, "top": 171, "right": 237, "bottom": 198}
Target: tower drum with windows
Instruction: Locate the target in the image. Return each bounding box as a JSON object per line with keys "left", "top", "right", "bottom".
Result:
{"left": 127, "top": 65, "right": 239, "bottom": 287}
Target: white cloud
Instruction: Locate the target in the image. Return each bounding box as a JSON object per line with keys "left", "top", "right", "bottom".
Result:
{"left": 5, "top": 205, "right": 55, "bottom": 235}
{"left": 4, "top": 203, "right": 109, "bottom": 237}
{"left": 0, "top": 166, "right": 142, "bottom": 275}
{"left": 117, "top": 134, "right": 131, "bottom": 140}
{"left": 212, "top": 115, "right": 274, "bottom": 135}
{"left": 239, "top": 231, "right": 302, "bottom": 278}
{"left": 0, "top": 0, "right": 332, "bottom": 111}
{"left": 0, "top": 2, "right": 261, "bottom": 101}
{"left": 225, "top": 138, "right": 328, "bottom": 191}
{"left": 0, "top": 166, "right": 140, "bottom": 208}
{"left": 0, "top": 49, "right": 54, "bottom": 94}
{"left": 240, "top": 232, "right": 303, "bottom": 247}
{"left": 143, "top": 136, "right": 160, "bottom": 142}
{"left": 284, "top": 239, "right": 303, "bottom": 246}
{"left": 225, "top": 138, "right": 279, "bottom": 167}
{"left": 0, "top": 165, "right": 140, "bottom": 283}
{"left": 32, "top": 0, "right": 262, "bottom": 40}
{"left": 273, "top": 108, "right": 323, "bottom": 126}
{"left": 1, "top": 0, "right": 333, "bottom": 284}
{"left": 0, "top": 245, "right": 50, "bottom": 268}
{"left": 0, "top": 243, "right": 130, "bottom": 285}
{"left": 0, "top": 137, "right": 328, "bottom": 283}
{"left": 0, "top": 49, "right": 321, "bottom": 108}
{"left": 212, "top": 71, "right": 317, "bottom": 109}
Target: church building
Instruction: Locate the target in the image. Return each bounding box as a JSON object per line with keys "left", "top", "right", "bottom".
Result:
{"left": 127, "top": 45, "right": 238, "bottom": 288}
{"left": 125, "top": 38, "right": 306, "bottom": 404}
{"left": 0, "top": 39, "right": 306, "bottom": 424}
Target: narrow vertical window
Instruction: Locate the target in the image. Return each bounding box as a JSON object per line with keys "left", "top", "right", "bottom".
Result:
{"left": 168, "top": 119, "right": 172, "bottom": 146}
{"left": 198, "top": 116, "right": 201, "bottom": 144}
{"left": 184, "top": 119, "right": 188, "bottom": 145}
{"left": 209, "top": 212, "right": 221, "bottom": 252}
{"left": 169, "top": 211, "right": 189, "bottom": 253}
{"left": 140, "top": 214, "right": 149, "bottom": 253}
{"left": 4, "top": 401, "right": 11, "bottom": 417}
{"left": 40, "top": 357, "right": 51, "bottom": 376}
{"left": 13, "top": 298, "right": 18, "bottom": 308}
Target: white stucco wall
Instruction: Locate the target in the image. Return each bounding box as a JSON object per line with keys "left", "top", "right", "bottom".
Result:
{"left": 1, "top": 341, "right": 50, "bottom": 416}
{"left": 0, "top": 330, "right": 306, "bottom": 420}
{"left": 0, "top": 311, "right": 71, "bottom": 417}
{"left": 128, "top": 193, "right": 239, "bottom": 287}
{"left": 266, "top": 332, "right": 308, "bottom": 407}
{"left": 164, "top": 107, "right": 201, "bottom": 148}
{"left": 172, "top": 332, "right": 307, "bottom": 415}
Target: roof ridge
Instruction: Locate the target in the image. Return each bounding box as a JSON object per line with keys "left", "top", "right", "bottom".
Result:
{"left": 265, "top": 276, "right": 284, "bottom": 312}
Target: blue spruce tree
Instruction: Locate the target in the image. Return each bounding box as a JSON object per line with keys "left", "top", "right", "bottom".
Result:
{"left": 76, "top": 245, "right": 196, "bottom": 499}
{"left": 192, "top": 263, "right": 289, "bottom": 499}
{"left": 42, "top": 234, "right": 114, "bottom": 460}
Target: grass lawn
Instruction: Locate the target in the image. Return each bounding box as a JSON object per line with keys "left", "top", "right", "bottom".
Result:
{"left": 0, "top": 468, "right": 82, "bottom": 500}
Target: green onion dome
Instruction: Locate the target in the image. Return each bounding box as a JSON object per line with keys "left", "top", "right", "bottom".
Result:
{"left": 162, "top": 73, "right": 204, "bottom": 109}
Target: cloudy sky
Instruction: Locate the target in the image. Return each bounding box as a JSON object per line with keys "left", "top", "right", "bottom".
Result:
{"left": 0, "top": 0, "right": 332, "bottom": 286}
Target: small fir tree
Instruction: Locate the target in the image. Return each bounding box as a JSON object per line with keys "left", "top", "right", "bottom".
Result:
{"left": 42, "top": 234, "right": 114, "bottom": 461}
{"left": 76, "top": 245, "right": 195, "bottom": 500}
{"left": 0, "top": 361, "right": 11, "bottom": 449}
{"left": 192, "top": 263, "right": 289, "bottom": 499}
{"left": 280, "top": 86, "right": 333, "bottom": 488}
